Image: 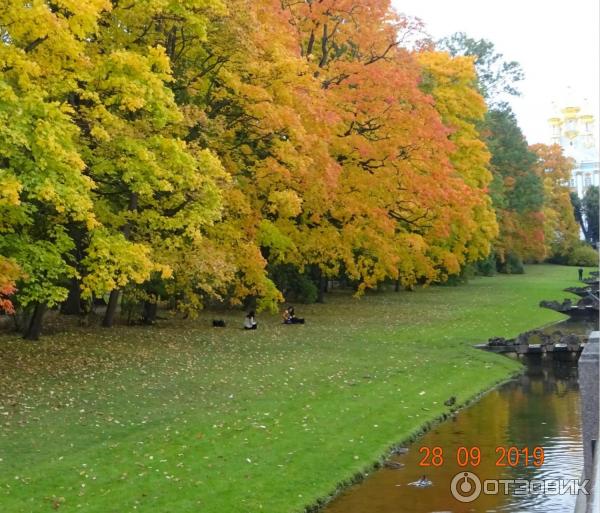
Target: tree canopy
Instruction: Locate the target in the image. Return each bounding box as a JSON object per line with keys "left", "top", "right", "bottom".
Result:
{"left": 0, "top": 1, "right": 583, "bottom": 337}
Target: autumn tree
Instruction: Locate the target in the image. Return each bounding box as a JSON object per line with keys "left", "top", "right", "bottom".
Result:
{"left": 77, "top": 0, "right": 232, "bottom": 325}
{"left": 277, "top": 0, "right": 501, "bottom": 290}
{"left": 530, "top": 144, "right": 579, "bottom": 259}
{"left": 0, "top": 258, "right": 20, "bottom": 315}
{"left": 0, "top": 0, "right": 227, "bottom": 334}
{"left": 1, "top": 0, "right": 546, "bottom": 336}
{"left": 417, "top": 51, "right": 498, "bottom": 269}
{"left": 438, "top": 32, "right": 549, "bottom": 270}
{"left": 0, "top": 0, "right": 105, "bottom": 338}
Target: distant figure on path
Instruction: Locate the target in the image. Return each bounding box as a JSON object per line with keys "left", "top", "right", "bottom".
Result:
{"left": 244, "top": 311, "right": 257, "bottom": 330}
{"left": 282, "top": 306, "right": 305, "bottom": 324}
{"left": 578, "top": 268, "right": 584, "bottom": 281}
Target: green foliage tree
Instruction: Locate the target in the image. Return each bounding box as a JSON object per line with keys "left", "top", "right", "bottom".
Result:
{"left": 438, "top": 32, "right": 524, "bottom": 105}
{"left": 582, "top": 186, "right": 599, "bottom": 245}
{"left": 483, "top": 107, "right": 545, "bottom": 266}
{"left": 571, "top": 192, "right": 587, "bottom": 240}
{"left": 571, "top": 187, "right": 600, "bottom": 245}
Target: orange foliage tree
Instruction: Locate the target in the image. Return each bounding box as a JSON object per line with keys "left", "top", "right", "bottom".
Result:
{"left": 0, "top": 258, "right": 20, "bottom": 314}
{"left": 281, "top": 1, "right": 498, "bottom": 289}
{"left": 530, "top": 144, "right": 579, "bottom": 259}
{"left": 417, "top": 50, "right": 498, "bottom": 269}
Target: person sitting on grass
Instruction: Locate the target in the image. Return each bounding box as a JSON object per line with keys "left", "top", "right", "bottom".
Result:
{"left": 244, "top": 311, "right": 257, "bottom": 330}
{"left": 282, "top": 306, "right": 305, "bottom": 325}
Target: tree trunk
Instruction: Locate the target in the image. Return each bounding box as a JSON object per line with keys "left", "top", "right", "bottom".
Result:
{"left": 142, "top": 300, "right": 158, "bottom": 325}
{"left": 102, "top": 289, "right": 120, "bottom": 327}
{"left": 579, "top": 219, "right": 590, "bottom": 243}
{"left": 394, "top": 279, "right": 400, "bottom": 292}
{"left": 319, "top": 24, "right": 329, "bottom": 68}
{"left": 317, "top": 271, "right": 327, "bottom": 303}
{"left": 123, "top": 192, "right": 138, "bottom": 238}
{"left": 23, "top": 303, "right": 47, "bottom": 341}
{"left": 305, "top": 30, "right": 315, "bottom": 57}
{"left": 61, "top": 277, "right": 81, "bottom": 315}
{"left": 241, "top": 292, "right": 257, "bottom": 312}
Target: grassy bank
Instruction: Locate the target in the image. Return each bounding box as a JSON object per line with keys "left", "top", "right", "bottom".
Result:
{"left": 0, "top": 265, "right": 593, "bottom": 512}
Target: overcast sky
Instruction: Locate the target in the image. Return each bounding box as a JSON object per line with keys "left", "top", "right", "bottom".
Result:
{"left": 392, "top": 0, "right": 600, "bottom": 145}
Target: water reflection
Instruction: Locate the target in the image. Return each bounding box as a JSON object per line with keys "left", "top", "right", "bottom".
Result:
{"left": 324, "top": 361, "right": 583, "bottom": 513}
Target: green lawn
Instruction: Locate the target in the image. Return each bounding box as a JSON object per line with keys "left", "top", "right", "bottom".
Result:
{"left": 0, "top": 264, "right": 594, "bottom": 513}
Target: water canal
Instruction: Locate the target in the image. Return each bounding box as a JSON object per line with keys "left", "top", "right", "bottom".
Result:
{"left": 323, "top": 320, "right": 595, "bottom": 513}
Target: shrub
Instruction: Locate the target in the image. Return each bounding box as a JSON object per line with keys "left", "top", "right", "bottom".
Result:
{"left": 567, "top": 245, "right": 599, "bottom": 267}
{"left": 439, "top": 264, "right": 476, "bottom": 286}
{"left": 269, "top": 264, "right": 318, "bottom": 304}
{"left": 290, "top": 275, "right": 318, "bottom": 303}
{"left": 475, "top": 254, "right": 497, "bottom": 276}
{"left": 497, "top": 253, "right": 524, "bottom": 274}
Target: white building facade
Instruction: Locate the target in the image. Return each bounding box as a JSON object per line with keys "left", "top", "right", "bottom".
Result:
{"left": 549, "top": 105, "right": 600, "bottom": 198}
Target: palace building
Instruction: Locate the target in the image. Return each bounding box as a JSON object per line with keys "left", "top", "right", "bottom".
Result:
{"left": 548, "top": 102, "right": 599, "bottom": 198}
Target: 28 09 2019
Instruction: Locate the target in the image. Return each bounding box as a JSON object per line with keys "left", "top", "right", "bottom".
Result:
{"left": 418, "top": 446, "right": 545, "bottom": 468}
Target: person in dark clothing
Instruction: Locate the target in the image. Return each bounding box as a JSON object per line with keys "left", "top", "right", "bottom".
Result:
{"left": 578, "top": 268, "right": 584, "bottom": 281}
{"left": 282, "top": 306, "right": 305, "bottom": 324}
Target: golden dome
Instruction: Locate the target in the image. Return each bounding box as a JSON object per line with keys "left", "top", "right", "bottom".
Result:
{"left": 562, "top": 106, "right": 581, "bottom": 119}
{"left": 564, "top": 129, "right": 579, "bottom": 140}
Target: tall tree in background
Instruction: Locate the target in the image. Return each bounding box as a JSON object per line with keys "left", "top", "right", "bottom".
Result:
{"left": 570, "top": 192, "right": 586, "bottom": 241}
{"left": 440, "top": 32, "right": 546, "bottom": 270}
{"left": 581, "top": 186, "right": 599, "bottom": 245}
{"left": 484, "top": 108, "right": 545, "bottom": 264}
{"left": 206, "top": 0, "right": 354, "bottom": 294}
{"left": 438, "top": 32, "right": 524, "bottom": 106}
{"left": 530, "top": 144, "right": 579, "bottom": 259}
{"left": 417, "top": 51, "right": 498, "bottom": 267}
{"left": 80, "top": 0, "right": 229, "bottom": 324}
